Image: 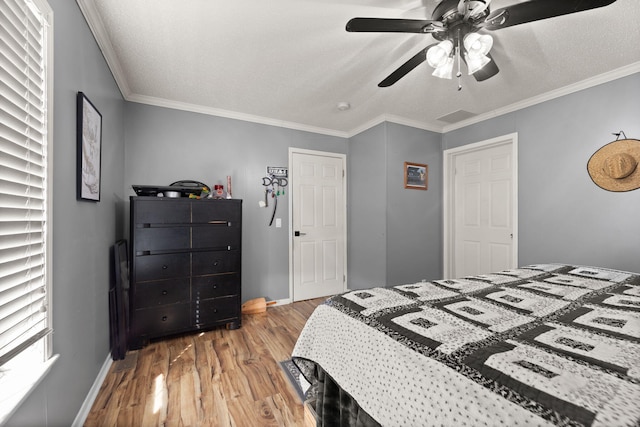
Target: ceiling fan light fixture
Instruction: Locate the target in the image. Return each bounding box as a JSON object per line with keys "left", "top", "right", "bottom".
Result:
{"left": 426, "top": 40, "right": 454, "bottom": 69}
{"left": 463, "top": 32, "right": 493, "bottom": 58}
{"left": 432, "top": 56, "right": 454, "bottom": 79}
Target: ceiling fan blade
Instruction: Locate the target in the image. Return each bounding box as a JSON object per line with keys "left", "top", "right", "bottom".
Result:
{"left": 378, "top": 45, "right": 434, "bottom": 87}
{"left": 472, "top": 53, "right": 499, "bottom": 81}
{"left": 482, "top": 0, "right": 617, "bottom": 30}
{"left": 346, "top": 18, "right": 442, "bottom": 33}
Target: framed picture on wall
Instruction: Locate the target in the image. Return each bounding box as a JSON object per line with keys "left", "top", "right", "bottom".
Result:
{"left": 404, "top": 161, "right": 428, "bottom": 190}
{"left": 77, "top": 92, "right": 102, "bottom": 201}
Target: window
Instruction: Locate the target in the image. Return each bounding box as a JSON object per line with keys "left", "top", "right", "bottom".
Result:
{"left": 0, "top": 0, "right": 55, "bottom": 422}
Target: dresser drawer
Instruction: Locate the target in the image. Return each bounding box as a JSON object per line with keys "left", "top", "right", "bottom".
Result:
{"left": 193, "top": 295, "right": 239, "bottom": 326}
{"left": 192, "top": 226, "right": 240, "bottom": 249}
{"left": 192, "top": 274, "right": 239, "bottom": 300}
{"left": 192, "top": 201, "right": 241, "bottom": 224}
{"left": 135, "top": 253, "right": 190, "bottom": 282}
{"left": 133, "top": 278, "right": 190, "bottom": 308}
{"left": 134, "top": 199, "right": 191, "bottom": 224}
{"left": 134, "top": 302, "right": 191, "bottom": 337}
{"left": 134, "top": 227, "right": 190, "bottom": 253}
{"left": 192, "top": 250, "right": 240, "bottom": 275}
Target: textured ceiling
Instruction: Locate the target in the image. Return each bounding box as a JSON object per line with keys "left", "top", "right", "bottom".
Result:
{"left": 77, "top": 0, "right": 640, "bottom": 137}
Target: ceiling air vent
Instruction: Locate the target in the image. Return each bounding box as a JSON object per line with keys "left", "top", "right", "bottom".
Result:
{"left": 437, "top": 110, "right": 477, "bottom": 123}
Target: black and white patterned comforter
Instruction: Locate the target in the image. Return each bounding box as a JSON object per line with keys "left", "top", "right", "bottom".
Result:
{"left": 292, "top": 264, "right": 640, "bottom": 426}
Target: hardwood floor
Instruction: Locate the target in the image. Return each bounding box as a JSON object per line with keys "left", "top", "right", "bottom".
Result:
{"left": 84, "top": 298, "right": 323, "bottom": 427}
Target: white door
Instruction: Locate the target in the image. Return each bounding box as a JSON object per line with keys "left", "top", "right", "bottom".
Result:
{"left": 289, "top": 149, "right": 346, "bottom": 301}
{"left": 444, "top": 135, "right": 517, "bottom": 277}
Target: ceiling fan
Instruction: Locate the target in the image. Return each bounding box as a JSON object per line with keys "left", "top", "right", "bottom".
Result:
{"left": 346, "top": 0, "right": 618, "bottom": 88}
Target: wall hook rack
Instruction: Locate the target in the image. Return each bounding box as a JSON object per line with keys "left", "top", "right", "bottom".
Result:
{"left": 612, "top": 130, "right": 627, "bottom": 140}
{"left": 261, "top": 174, "right": 288, "bottom": 226}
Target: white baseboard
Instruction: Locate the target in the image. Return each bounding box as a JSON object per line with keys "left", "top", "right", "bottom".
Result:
{"left": 72, "top": 354, "right": 112, "bottom": 427}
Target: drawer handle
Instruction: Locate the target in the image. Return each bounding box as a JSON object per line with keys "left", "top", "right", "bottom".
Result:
{"left": 162, "top": 290, "right": 168, "bottom": 295}
{"left": 161, "top": 316, "right": 168, "bottom": 322}
{"left": 213, "top": 260, "right": 220, "bottom": 267}
{"left": 211, "top": 283, "right": 218, "bottom": 289}
{"left": 162, "top": 265, "right": 168, "bottom": 270}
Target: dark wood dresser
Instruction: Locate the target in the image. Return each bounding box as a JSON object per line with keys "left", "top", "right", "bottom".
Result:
{"left": 129, "top": 196, "right": 242, "bottom": 349}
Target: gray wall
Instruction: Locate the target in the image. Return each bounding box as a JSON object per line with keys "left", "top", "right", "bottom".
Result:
{"left": 444, "top": 73, "right": 640, "bottom": 273}
{"left": 8, "top": 0, "right": 126, "bottom": 425}
{"left": 123, "top": 102, "right": 348, "bottom": 302}
{"left": 347, "top": 122, "right": 443, "bottom": 290}
{"left": 348, "top": 124, "right": 388, "bottom": 288}
{"left": 385, "top": 123, "right": 443, "bottom": 285}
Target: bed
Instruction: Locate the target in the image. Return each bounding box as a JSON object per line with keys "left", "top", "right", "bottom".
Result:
{"left": 292, "top": 264, "right": 640, "bottom": 426}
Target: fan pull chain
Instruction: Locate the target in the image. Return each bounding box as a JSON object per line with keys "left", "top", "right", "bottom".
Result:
{"left": 456, "top": 30, "right": 462, "bottom": 91}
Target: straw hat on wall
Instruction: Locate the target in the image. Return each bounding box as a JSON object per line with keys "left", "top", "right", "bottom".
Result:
{"left": 587, "top": 138, "right": 640, "bottom": 192}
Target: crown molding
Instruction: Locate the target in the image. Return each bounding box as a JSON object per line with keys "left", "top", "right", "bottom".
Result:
{"left": 383, "top": 115, "right": 444, "bottom": 134}
{"left": 441, "top": 62, "right": 640, "bottom": 133}
{"left": 126, "top": 94, "right": 350, "bottom": 138}
{"left": 346, "top": 114, "right": 443, "bottom": 138}
{"left": 76, "top": 0, "right": 131, "bottom": 98}
{"left": 345, "top": 115, "right": 386, "bottom": 137}
{"left": 128, "top": 61, "right": 638, "bottom": 139}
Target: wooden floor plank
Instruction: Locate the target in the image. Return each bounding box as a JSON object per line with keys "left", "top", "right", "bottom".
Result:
{"left": 84, "top": 298, "right": 323, "bottom": 426}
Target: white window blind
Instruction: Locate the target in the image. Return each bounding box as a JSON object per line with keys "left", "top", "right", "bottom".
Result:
{"left": 0, "top": 0, "right": 52, "bottom": 367}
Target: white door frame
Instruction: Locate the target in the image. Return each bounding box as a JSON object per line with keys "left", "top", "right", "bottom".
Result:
{"left": 443, "top": 133, "right": 518, "bottom": 279}
{"left": 288, "top": 147, "right": 348, "bottom": 301}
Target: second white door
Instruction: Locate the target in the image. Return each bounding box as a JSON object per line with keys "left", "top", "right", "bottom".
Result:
{"left": 451, "top": 138, "right": 516, "bottom": 277}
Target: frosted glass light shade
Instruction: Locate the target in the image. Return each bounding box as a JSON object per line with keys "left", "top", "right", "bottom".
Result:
{"left": 426, "top": 40, "right": 454, "bottom": 68}
{"left": 464, "top": 52, "right": 491, "bottom": 74}
{"left": 463, "top": 33, "right": 493, "bottom": 58}
{"left": 432, "top": 56, "right": 454, "bottom": 79}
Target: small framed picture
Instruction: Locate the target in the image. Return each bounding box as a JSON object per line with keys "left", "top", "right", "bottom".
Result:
{"left": 77, "top": 92, "right": 102, "bottom": 201}
{"left": 404, "top": 162, "right": 428, "bottom": 190}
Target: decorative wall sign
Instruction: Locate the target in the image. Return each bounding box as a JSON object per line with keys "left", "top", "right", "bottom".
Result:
{"left": 77, "top": 92, "right": 102, "bottom": 201}
{"left": 267, "top": 166, "right": 288, "bottom": 178}
{"left": 404, "top": 162, "right": 428, "bottom": 190}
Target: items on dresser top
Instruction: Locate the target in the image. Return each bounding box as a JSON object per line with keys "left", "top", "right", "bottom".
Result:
{"left": 132, "top": 180, "right": 210, "bottom": 198}
{"left": 129, "top": 197, "right": 242, "bottom": 349}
